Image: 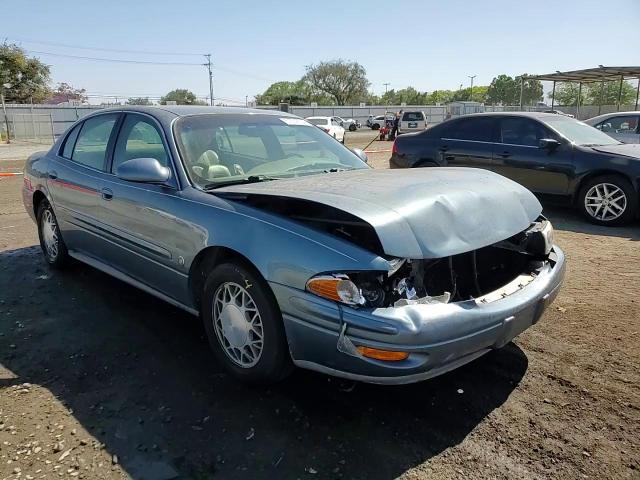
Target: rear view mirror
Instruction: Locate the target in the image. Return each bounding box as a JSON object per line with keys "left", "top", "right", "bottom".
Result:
{"left": 351, "top": 148, "right": 368, "bottom": 163}
{"left": 539, "top": 138, "right": 560, "bottom": 150}
{"left": 117, "top": 158, "right": 170, "bottom": 183}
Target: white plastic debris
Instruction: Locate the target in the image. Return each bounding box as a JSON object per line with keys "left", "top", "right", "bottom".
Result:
{"left": 394, "top": 292, "right": 451, "bottom": 307}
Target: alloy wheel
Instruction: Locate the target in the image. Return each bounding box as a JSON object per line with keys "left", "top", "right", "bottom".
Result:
{"left": 584, "top": 182, "right": 627, "bottom": 221}
{"left": 41, "top": 209, "right": 59, "bottom": 260}
{"left": 212, "top": 282, "right": 264, "bottom": 368}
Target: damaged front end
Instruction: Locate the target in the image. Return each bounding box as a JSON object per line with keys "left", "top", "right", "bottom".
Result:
{"left": 306, "top": 217, "right": 556, "bottom": 309}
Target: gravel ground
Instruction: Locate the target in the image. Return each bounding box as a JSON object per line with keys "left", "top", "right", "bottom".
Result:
{"left": 0, "top": 139, "right": 638, "bottom": 480}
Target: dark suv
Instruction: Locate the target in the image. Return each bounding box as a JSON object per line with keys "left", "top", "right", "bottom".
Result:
{"left": 391, "top": 112, "right": 640, "bottom": 225}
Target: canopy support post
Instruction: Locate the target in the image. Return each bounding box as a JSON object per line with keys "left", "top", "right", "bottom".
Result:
{"left": 519, "top": 76, "right": 524, "bottom": 110}
{"left": 551, "top": 81, "right": 556, "bottom": 110}
{"left": 635, "top": 77, "right": 639, "bottom": 110}
{"left": 598, "top": 79, "right": 604, "bottom": 116}
{"left": 576, "top": 82, "right": 582, "bottom": 119}
{"left": 617, "top": 75, "right": 624, "bottom": 111}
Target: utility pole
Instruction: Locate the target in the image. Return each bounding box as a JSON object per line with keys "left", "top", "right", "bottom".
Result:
{"left": 468, "top": 75, "right": 476, "bottom": 102}
{"left": 245, "top": 95, "right": 248, "bottom": 107}
{"left": 383, "top": 82, "right": 390, "bottom": 94}
{"left": 204, "top": 54, "right": 214, "bottom": 106}
{"left": 1, "top": 91, "right": 9, "bottom": 144}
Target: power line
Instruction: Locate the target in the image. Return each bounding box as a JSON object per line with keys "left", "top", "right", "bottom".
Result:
{"left": 25, "top": 50, "right": 203, "bottom": 66}
{"left": 8, "top": 37, "right": 203, "bottom": 56}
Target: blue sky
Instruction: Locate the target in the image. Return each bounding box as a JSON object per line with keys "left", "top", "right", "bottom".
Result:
{"left": 5, "top": 0, "right": 640, "bottom": 104}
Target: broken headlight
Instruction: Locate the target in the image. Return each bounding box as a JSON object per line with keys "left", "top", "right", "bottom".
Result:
{"left": 306, "top": 273, "right": 388, "bottom": 307}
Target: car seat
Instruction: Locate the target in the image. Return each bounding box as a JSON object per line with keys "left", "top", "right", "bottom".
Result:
{"left": 192, "top": 150, "right": 231, "bottom": 179}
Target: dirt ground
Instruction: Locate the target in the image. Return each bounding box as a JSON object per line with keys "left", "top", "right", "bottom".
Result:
{"left": 0, "top": 138, "right": 638, "bottom": 480}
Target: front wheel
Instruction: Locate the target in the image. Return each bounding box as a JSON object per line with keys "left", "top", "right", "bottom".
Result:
{"left": 578, "top": 174, "right": 637, "bottom": 226}
{"left": 349, "top": 124, "right": 357, "bottom": 131}
{"left": 201, "top": 262, "right": 292, "bottom": 384}
{"left": 37, "top": 200, "right": 69, "bottom": 268}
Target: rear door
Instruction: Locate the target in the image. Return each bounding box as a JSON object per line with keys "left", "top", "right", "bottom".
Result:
{"left": 401, "top": 111, "right": 426, "bottom": 131}
{"left": 438, "top": 116, "right": 497, "bottom": 170}
{"left": 47, "top": 113, "right": 121, "bottom": 255}
{"left": 595, "top": 115, "right": 640, "bottom": 144}
{"left": 493, "top": 116, "right": 571, "bottom": 195}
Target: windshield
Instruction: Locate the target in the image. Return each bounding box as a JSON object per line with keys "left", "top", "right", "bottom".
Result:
{"left": 545, "top": 116, "right": 621, "bottom": 146}
{"left": 306, "top": 118, "right": 328, "bottom": 126}
{"left": 174, "top": 114, "right": 368, "bottom": 188}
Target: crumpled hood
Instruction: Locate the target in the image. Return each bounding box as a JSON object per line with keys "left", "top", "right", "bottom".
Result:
{"left": 591, "top": 143, "right": 640, "bottom": 159}
{"left": 217, "top": 168, "right": 542, "bottom": 259}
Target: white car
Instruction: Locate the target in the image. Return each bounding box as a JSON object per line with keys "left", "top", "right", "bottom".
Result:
{"left": 306, "top": 116, "right": 345, "bottom": 142}
{"left": 367, "top": 114, "right": 395, "bottom": 130}
{"left": 585, "top": 111, "right": 640, "bottom": 144}
{"left": 333, "top": 116, "right": 359, "bottom": 131}
{"left": 399, "top": 111, "right": 427, "bottom": 132}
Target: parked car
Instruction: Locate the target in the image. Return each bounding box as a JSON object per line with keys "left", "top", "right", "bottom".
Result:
{"left": 585, "top": 111, "right": 640, "bottom": 144}
{"left": 543, "top": 109, "right": 574, "bottom": 118}
{"left": 390, "top": 112, "right": 640, "bottom": 226}
{"left": 367, "top": 114, "right": 395, "bottom": 130}
{"left": 23, "top": 106, "right": 564, "bottom": 385}
{"left": 305, "top": 116, "right": 345, "bottom": 142}
{"left": 400, "top": 111, "right": 427, "bottom": 132}
{"left": 333, "top": 116, "right": 360, "bottom": 131}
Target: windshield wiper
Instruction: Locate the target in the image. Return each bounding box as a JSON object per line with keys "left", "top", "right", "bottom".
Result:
{"left": 203, "top": 175, "right": 280, "bottom": 190}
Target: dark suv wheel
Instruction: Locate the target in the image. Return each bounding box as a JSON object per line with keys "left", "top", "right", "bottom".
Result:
{"left": 578, "top": 174, "right": 637, "bottom": 226}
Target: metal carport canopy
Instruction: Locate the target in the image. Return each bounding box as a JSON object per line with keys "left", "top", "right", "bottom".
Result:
{"left": 525, "top": 66, "right": 640, "bottom": 113}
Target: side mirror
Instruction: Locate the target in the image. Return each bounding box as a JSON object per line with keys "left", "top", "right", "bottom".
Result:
{"left": 351, "top": 148, "right": 368, "bottom": 163}
{"left": 117, "top": 158, "right": 170, "bottom": 183}
{"left": 539, "top": 138, "right": 561, "bottom": 150}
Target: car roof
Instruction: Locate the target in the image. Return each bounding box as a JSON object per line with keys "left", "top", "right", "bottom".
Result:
{"left": 462, "top": 111, "right": 572, "bottom": 120}
{"left": 585, "top": 111, "right": 640, "bottom": 123}
{"left": 305, "top": 116, "right": 331, "bottom": 120}
{"left": 97, "top": 105, "right": 296, "bottom": 118}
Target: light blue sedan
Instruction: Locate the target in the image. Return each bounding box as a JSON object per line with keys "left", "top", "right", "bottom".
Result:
{"left": 23, "top": 106, "right": 565, "bottom": 384}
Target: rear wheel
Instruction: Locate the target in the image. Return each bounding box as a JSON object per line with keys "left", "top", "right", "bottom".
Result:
{"left": 37, "top": 200, "right": 69, "bottom": 268}
{"left": 201, "top": 262, "right": 292, "bottom": 384}
{"left": 348, "top": 124, "right": 357, "bottom": 132}
{"left": 372, "top": 123, "right": 380, "bottom": 130}
{"left": 578, "top": 174, "right": 637, "bottom": 226}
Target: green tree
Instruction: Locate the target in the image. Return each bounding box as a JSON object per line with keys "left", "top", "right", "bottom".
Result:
{"left": 127, "top": 96, "right": 153, "bottom": 105}
{"left": 380, "top": 87, "right": 429, "bottom": 105}
{"left": 160, "top": 89, "right": 205, "bottom": 105}
{"left": 303, "top": 59, "right": 370, "bottom": 105}
{"left": 548, "top": 83, "right": 584, "bottom": 106}
{"left": 255, "top": 80, "right": 310, "bottom": 105}
{"left": 486, "top": 74, "right": 518, "bottom": 105}
{"left": 425, "top": 89, "right": 454, "bottom": 104}
{"left": 516, "top": 75, "right": 543, "bottom": 105}
{"left": 0, "top": 43, "right": 51, "bottom": 103}
{"left": 585, "top": 80, "right": 636, "bottom": 105}
{"left": 47, "top": 82, "right": 87, "bottom": 104}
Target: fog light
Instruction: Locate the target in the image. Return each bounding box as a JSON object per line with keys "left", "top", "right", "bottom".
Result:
{"left": 356, "top": 346, "right": 409, "bottom": 361}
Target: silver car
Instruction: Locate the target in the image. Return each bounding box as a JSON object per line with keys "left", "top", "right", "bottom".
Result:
{"left": 585, "top": 111, "right": 640, "bottom": 144}
{"left": 23, "top": 106, "right": 565, "bottom": 385}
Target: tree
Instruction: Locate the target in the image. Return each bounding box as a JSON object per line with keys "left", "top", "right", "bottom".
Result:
{"left": 46, "top": 83, "right": 87, "bottom": 104}
{"left": 127, "top": 96, "right": 153, "bottom": 105}
{"left": 425, "top": 90, "right": 454, "bottom": 104}
{"left": 255, "top": 80, "right": 310, "bottom": 105}
{"left": 585, "top": 80, "right": 636, "bottom": 105}
{"left": 0, "top": 43, "right": 51, "bottom": 103}
{"left": 515, "top": 75, "right": 543, "bottom": 105}
{"left": 548, "top": 83, "right": 585, "bottom": 106}
{"left": 486, "top": 74, "right": 518, "bottom": 105}
{"left": 160, "top": 89, "right": 205, "bottom": 105}
{"left": 380, "top": 87, "right": 429, "bottom": 105}
{"left": 303, "top": 60, "right": 370, "bottom": 105}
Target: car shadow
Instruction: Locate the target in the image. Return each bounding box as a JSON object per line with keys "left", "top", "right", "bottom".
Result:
{"left": 543, "top": 205, "right": 640, "bottom": 240}
{"left": 0, "top": 246, "right": 528, "bottom": 480}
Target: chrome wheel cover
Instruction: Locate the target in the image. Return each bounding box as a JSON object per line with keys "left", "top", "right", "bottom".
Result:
{"left": 212, "top": 282, "right": 264, "bottom": 368}
{"left": 584, "top": 183, "right": 627, "bottom": 221}
{"left": 41, "top": 209, "right": 59, "bottom": 260}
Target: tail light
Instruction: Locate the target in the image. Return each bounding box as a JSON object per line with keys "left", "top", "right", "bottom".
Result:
{"left": 392, "top": 138, "right": 398, "bottom": 155}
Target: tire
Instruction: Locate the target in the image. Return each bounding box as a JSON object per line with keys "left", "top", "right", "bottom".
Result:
{"left": 413, "top": 160, "right": 438, "bottom": 168}
{"left": 348, "top": 124, "right": 357, "bottom": 132}
{"left": 37, "top": 200, "right": 69, "bottom": 268}
{"left": 201, "top": 262, "right": 292, "bottom": 384}
{"left": 578, "top": 174, "right": 637, "bottom": 226}
{"left": 372, "top": 123, "right": 380, "bottom": 130}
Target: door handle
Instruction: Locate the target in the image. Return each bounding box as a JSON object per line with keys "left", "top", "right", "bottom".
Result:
{"left": 497, "top": 151, "right": 512, "bottom": 158}
{"left": 48, "top": 171, "right": 58, "bottom": 180}
{"left": 101, "top": 188, "right": 113, "bottom": 201}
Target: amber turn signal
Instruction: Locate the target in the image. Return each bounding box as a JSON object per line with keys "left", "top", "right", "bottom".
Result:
{"left": 356, "top": 346, "right": 409, "bottom": 361}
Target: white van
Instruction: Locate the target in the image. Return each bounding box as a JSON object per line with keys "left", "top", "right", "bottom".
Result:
{"left": 400, "top": 111, "right": 427, "bottom": 132}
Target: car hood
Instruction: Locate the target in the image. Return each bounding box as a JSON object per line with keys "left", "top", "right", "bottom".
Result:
{"left": 590, "top": 143, "right": 640, "bottom": 159}
{"left": 217, "top": 168, "right": 542, "bottom": 259}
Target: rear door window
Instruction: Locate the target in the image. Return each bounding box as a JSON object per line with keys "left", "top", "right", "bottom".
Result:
{"left": 72, "top": 114, "right": 119, "bottom": 170}
{"left": 597, "top": 115, "right": 639, "bottom": 133}
{"left": 446, "top": 117, "right": 495, "bottom": 142}
{"left": 61, "top": 123, "right": 82, "bottom": 159}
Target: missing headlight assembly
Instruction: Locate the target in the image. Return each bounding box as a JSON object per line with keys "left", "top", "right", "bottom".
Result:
{"left": 306, "top": 218, "right": 556, "bottom": 309}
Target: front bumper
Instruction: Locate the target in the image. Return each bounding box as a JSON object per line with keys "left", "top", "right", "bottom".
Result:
{"left": 272, "top": 247, "right": 565, "bottom": 385}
